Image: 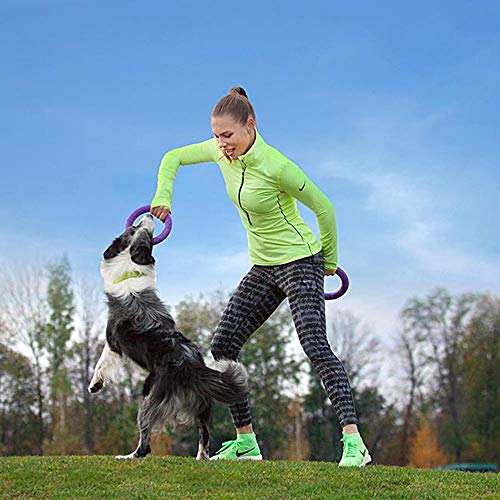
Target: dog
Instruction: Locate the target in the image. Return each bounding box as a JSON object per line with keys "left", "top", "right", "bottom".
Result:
{"left": 88, "top": 215, "right": 248, "bottom": 460}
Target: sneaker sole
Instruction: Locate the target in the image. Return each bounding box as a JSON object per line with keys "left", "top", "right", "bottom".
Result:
{"left": 339, "top": 453, "right": 372, "bottom": 467}
{"left": 239, "top": 454, "right": 263, "bottom": 461}
{"left": 210, "top": 454, "right": 263, "bottom": 461}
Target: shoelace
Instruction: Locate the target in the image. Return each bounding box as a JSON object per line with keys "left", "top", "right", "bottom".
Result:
{"left": 341, "top": 437, "right": 358, "bottom": 458}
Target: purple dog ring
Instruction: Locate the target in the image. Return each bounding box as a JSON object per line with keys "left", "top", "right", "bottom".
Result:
{"left": 125, "top": 205, "right": 172, "bottom": 245}
{"left": 324, "top": 267, "right": 349, "bottom": 300}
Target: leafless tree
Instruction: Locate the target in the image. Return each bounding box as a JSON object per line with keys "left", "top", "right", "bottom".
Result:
{"left": 394, "top": 324, "right": 430, "bottom": 465}
{"left": 69, "top": 278, "right": 105, "bottom": 454}
{"left": 0, "top": 264, "right": 49, "bottom": 454}
{"left": 328, "top": 309, "right": 381, "bottom": 388}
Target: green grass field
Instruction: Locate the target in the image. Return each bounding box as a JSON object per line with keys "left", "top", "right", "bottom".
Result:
{"left": 0, "top": 456, "right": 498, "bottom": 499}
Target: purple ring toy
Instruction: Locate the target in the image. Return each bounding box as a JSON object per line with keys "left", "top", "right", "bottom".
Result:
{"left": 125, "top": 205, "right": 172, "bottom": 245}
{"left": 325, "top": 267, "right": 349, "bottom": 300}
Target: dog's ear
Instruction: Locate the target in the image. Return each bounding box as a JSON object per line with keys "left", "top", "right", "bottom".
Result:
{"left": 103, "top": 237, "right": 127, "bottom": 260}
{"left": 130, "top": 238, "right": 155, "bottom": 265}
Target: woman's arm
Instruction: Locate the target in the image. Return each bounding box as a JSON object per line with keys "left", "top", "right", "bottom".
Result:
{"left": 151, "top": 139, "right": 218, "bottom": 211}
{"left": 278, "top": 160, "right": 338, "bottom": 272}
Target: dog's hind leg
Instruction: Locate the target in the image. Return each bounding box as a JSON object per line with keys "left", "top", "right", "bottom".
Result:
{"left": 115, "top": 398, "right": 154, "bottom": 459}
{"left": 196, "top": 405, "right": 212, "bottom": 461}
{"left": 116, "top": 373, "right": 156, "bottom": 460}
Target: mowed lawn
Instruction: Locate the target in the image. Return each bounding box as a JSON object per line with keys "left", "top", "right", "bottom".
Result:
{"left": 0, "top": 456, "right": 498, "bottom": 499}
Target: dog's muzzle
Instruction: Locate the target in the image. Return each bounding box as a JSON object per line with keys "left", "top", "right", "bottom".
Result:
{"left": 137, "top": 214, "right": 155, "bottom": 234}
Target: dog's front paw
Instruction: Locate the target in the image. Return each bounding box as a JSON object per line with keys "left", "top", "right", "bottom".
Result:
{"left": 88, "top": 380, "right": 104, "bottom": 393}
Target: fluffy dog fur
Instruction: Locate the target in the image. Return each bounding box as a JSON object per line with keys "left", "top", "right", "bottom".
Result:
{"left": 88, "top": 215, "right": 248, "bottom": 460}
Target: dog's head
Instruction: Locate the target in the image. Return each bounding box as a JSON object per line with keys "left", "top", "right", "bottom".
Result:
{"left": 103, "top": 215, "right": 156, "bottom": 265}
{"left": 101, "top": 215, "right": 156, "bottom": 296}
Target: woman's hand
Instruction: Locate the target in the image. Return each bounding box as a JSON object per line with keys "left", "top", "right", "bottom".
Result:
{"left": 151, "top": 205, "right": 171, "bottom": 222}
{"left": 325, "top": 268, "right": 337, "bottom": 276}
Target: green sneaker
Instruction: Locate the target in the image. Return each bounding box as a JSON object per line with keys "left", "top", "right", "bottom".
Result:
{"left": 210, "top": 434, "right": 263, "bottom": 461}
{"left": 338, "top": 431, "right": 371, "bottom": 467}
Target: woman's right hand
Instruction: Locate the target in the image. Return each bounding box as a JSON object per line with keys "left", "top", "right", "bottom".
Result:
{"left": 151, "top": 205, "right": 171, "bottom": 222}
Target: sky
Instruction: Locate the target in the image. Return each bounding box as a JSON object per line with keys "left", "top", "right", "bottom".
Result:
{"left": 1, "top": 1, "right": 499, "bottom": 369}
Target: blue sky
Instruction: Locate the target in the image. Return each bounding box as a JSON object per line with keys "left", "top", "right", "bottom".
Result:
{"left": 1, "top": 1, "right": 499, "bottom": 350}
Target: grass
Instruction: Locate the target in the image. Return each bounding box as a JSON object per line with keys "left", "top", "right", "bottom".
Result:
{"left": 0, "top": 456, "right": 498, "bottom": 499}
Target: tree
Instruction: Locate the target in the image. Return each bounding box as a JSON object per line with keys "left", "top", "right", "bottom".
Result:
{"left": 0, "top": 343, "right": 38, "bottom": 455}
{"left": 45, "top": 256, "right": 75, "bottom": 452}
{"left": 408, "top": 417, "right": 449, "bottom": 468}
{"left": 395, "top": 321, "right": 431, "bottom": 465}
{"left": 461, "top": 294, "right": 499, "bottom": 462}
{"left": 281, "top": 395, "right": 310, "bottom": 460}
{"left": 174, "top": 291, "right": 227, "bottom": 352}
{"left": 328, "top": 310, "right": 380, "bottom": 388}
{"left": 46, "top": 256, "right": 75, "bottom": 374}
{"left": 0, "top": 265, "right": 49, "bottom": 454}
{"left": 401, "top": 288, "right": 478, "bottom": 461}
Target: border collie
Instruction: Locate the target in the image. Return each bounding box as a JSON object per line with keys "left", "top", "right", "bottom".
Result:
{"left": 88, "top": 215, "right": 248, "bottom": 460}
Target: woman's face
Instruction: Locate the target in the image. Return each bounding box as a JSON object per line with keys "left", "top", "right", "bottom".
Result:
{"left": 211, "top": 114, "right": 256, "bottom": 161}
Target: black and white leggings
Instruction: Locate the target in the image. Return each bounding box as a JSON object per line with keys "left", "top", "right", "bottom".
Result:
{"left": 210, "top": 252, "right": 359, "bottom": 428}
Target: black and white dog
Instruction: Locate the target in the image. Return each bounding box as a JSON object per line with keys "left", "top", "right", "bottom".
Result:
{"left": 88, "top": 215, "right": 247, "bottom": 460}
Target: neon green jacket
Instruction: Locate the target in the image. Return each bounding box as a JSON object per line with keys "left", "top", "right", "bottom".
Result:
{"left": 151, "top": 131, "right": 338, "bottom": 271}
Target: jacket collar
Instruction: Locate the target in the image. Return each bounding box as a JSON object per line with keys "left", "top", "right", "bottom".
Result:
{"left": 217, "top": 130, "right": 266, "bottom": 166}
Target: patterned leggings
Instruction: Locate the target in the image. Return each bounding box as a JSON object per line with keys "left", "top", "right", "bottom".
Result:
{"left": 210, "top": 252, "right": 359, "bottom": 428}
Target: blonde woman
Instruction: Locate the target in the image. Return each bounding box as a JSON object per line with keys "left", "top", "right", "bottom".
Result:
{"left": 151, "top": 87, "right": 370, "bottom": 466}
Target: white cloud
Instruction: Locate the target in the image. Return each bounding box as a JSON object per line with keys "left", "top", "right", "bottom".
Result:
{"left": 321, "top": 158, "right": 500, "bottom": 290}
{"left": 397, "top": 220, "right": 500, "bottom": 281}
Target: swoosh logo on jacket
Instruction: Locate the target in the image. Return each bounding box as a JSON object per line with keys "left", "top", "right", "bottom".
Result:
{"left": 299, "top": 181, "right": 306, "bottom": 191}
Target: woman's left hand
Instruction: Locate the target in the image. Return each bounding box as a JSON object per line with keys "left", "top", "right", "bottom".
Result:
{"left": 325, "top": 268, "right": 337, "bottom": 276}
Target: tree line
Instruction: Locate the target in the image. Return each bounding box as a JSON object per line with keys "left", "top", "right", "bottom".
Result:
{"left": 0, "top": 257, "right": 498, "bottom": 466}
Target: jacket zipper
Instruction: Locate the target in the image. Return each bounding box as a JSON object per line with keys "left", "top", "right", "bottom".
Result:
{"left": 238, "top": 160, "right": 252, "bottom": 226}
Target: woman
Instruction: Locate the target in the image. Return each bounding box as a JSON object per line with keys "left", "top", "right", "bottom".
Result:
{"left": 151, "top": 87, "right": 370, "bottom": 466}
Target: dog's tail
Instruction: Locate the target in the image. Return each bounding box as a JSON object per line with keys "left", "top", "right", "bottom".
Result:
{"left": 198, "top": 359, "right": 248, "bottom": 406}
